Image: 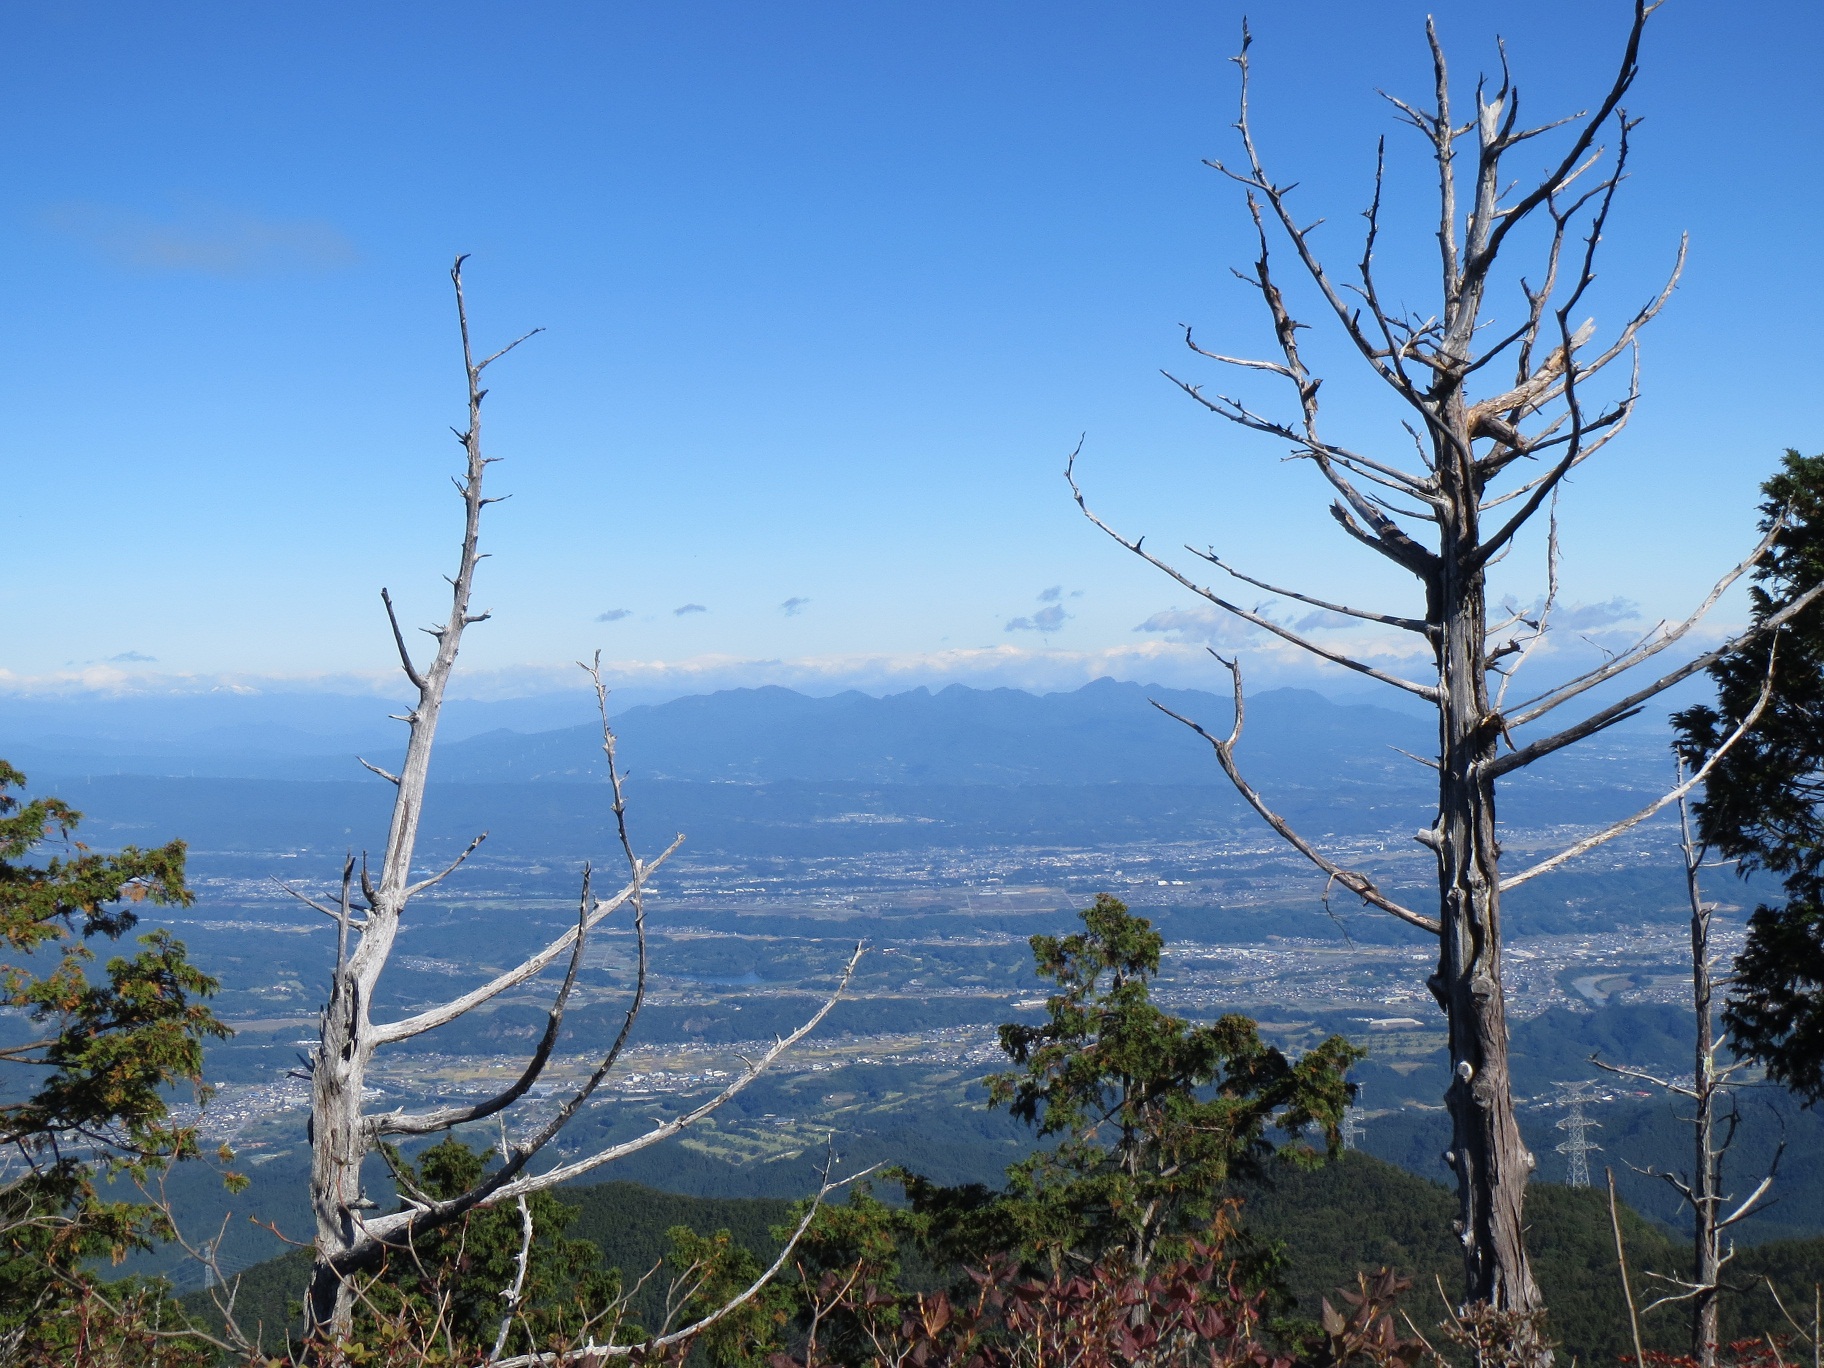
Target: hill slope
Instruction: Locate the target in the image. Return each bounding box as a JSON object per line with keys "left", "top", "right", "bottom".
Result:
{"left": 180, "top": 1156, "right": 1819, "bottom": 1363}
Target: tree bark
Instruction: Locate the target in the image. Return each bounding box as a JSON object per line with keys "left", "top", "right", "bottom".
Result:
{"left": 1431, "top": 421, "right": 1545, "bottom": 1328}
{"left": 1060, "top": 12, "right": 1775, "bottom": 1359}
{"left": 306, "top": 980, "right": 370, "bottom": 1339}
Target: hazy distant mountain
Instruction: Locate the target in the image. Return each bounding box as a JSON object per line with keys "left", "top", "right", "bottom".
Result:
{"left": 0, "top": 690, "right": 598, "bottom": 779}
{"left": 4, "top": 679, "right": 1674, "bottom": 830}
{"left": 3, "top": 679, "right": 1428, "bottom": 786}
{"left": 432, "top": 679, "right": 1434, "bottom": 788}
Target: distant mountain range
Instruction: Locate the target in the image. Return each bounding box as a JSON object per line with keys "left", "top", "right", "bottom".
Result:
{"left": 5, "top": 679, "right": 1438, "bottom": 787}
{"left": 4, "top": 677, "right": 1683, "bottom": 819}
{"left": 433, "top": 680, "right": 1439, "bottom": 788}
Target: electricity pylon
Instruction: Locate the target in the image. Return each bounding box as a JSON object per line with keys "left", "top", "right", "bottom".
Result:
{"left": 1553, "top": 1081, "right": 1602, "bottom": 1189}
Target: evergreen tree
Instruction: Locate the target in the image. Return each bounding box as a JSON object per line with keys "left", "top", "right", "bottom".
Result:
{"left": 0, "top": 761, "right": 230, "bottom": 1356}
{"left": 356, "top": 1135, "right": 626, "bottom": 1357}
{"left": 1673, "top": 452, "right": 1824, "bottom": 1103}
{"left": 902, "top": 895, "right": 1362, "bottom": 1274}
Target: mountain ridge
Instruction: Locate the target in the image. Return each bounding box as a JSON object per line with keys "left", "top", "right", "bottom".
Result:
{"left": 3, "top": 678, "right": 1434, "bottom": 787}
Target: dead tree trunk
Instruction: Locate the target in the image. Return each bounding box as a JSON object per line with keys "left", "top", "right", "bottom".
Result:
{"left": 1431, "top": 485, "right": 1539, "bottom": 1314}
{"left": 1683, "top": 785, "right": 1730, "bottom": 1368}
{"left": 1690, "top": 845, "right": 1723, "bottom": 1365}
{"left": 290, "top": 258, "right": 861, "bottom": 1348}
{"left": 1595, "top": 758, "right": 1782, "bottom": 1368}
{"left": 1068, "top": 7, "right": 1824, "bottom": 1357}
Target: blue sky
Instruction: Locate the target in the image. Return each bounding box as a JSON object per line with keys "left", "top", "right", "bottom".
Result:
{"left": 3, "top": 1, "right": 1820, "bottom": 703}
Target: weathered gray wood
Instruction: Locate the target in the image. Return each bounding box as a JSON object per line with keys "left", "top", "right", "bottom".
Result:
{"left": 297, "top": 262, "right": 859, "bottom": 1349}
{"left": 1062, "top": 7, "right": 1818, "bottom": 1361}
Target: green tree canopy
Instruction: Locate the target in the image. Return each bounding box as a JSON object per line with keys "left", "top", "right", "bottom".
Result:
{"left": 1674, "top": 452, "right": 1824, "bottom": 1103}
{"left": 352, "top": 1135, "right": 625, "bottom": 1358}
{"left": 0, "top": 760, "right": 229, "bottom": 1354}
{"left": 902, "top": 895, "right": 1363, "bottom": 1274}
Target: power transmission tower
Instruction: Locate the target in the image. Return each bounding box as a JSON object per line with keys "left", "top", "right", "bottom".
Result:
{"left": 1342, "top": 1085, "right": 1366, "bottom": 1151}
{"left": 1553, "top": 1082, "right": 1602, "bottom": 1189}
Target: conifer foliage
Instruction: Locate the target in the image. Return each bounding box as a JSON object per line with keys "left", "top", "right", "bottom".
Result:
{"left": 349, "top": 1137, "right": 625, "bottom": 1359}
{"left": 904, "top": 896, "right": 1363, "bottom": 1275}
{"left": 0, "top": 760, "right": 230, "bottom": 1358}
{"left": 1674, "top": 452, "right": 1824, "bottom": 1103}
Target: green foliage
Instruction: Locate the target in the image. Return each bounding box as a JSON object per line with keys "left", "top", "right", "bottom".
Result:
{"left": 0, "top": 760, "right": 230, "bottom": 1358}
{"left": 664, "top": 1224, "right": 794, "bottom": 1368}
{"left": 350, "top": 1137, "right": 624, "bottom": 1359}
{"left": 949, "top": 895, "right": 1362, "bottom": 1270}
{"left": 1674, "top": 451, "right": 1824, "bottom": 1103}
{"left": 182, "top": 1154, "right": 1821, "bottom": 1368}
{"left": 768, "top": 1179, "right": 935, "bottom": 1365}
{"left": 1721, "top": 1235, "right": 1824, "bottom": 1346}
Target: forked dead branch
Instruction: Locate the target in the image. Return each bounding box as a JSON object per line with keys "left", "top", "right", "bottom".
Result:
{"left": 255, "top": 258, "right": 865, "bottom": 1353}
{"left": 1068, "top": 4, "right": 1824, "bottom": 1361}
{"left": 1592, "top": 770, "right": 1783, "bottom": 1368}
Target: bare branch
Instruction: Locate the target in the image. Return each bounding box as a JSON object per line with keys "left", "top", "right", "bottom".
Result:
{"left": 369, "top": 870, "right": 591, "bottom": 1138}
{"left": 357, "top": 757, "right": 402, "bottom": 786}
{"left": 1210, "top": 24, "right": 1426, "bottom": 407}
{"left": 1760, "top": 1276, "right": 1820, "bottom": 1350}
{"left": 1165, "top": 372, "right": 1440, "bottom": 510}
{"left": 1592, "top": 1055, "right": 1696, "bottom": 1101}
{"left": 1469, "top": 321, "right": 1592, "bottom": 453}
{"left": 477, "top": 327, "right": 546, "bottom": 373}
{"left": 1067, "top": 448, "right": 1440, "bottom": 700}
{"left": 491, "top": 1158, "right": 881, "bottom": 1367}
{"left": 1470, "top": 241, "right": 1683, "bottom": 570}
{"left": 380, "top": 587, "right": 428, "bottom": 693}
{"left": 1153, "top": 657, "right": 1439, "bottom": 935}
{"left": 1488, "top": 573, "right": 1824, "bottom": 779}
{"left": 369, "top": 837, "right": 680, "bottom": 1046}
{"left": 367, "top": 942, "right": 865, "bottom": 1241}
{"left": 1716, "top": 1160, "right": 1780, "bottom": 1231}
{"left": 1491, "top": 497, "right": 1560, "bottom": 711}
{"left": 487, "top": 1196, "right": 535, "bottom": 1363}
{"left": 1504, "top": 526, "right": 1766, "bottom": 726}
{"left": 1608, "top": 1167, "right": 1649, "bottom": 1368}
{"left": 274, "top": 879, "right": 355, "bottom": 924}
{"left": 403, "top": 830, "right": 489, "bottom": 899}
{"left": 1355, "top": 136, "right": 1424, "bottom": 393}
{"left": 1499, "top": 649, "right": 1776, "bottom": 890}
{"left": 1466, "top": 1, "right": 1654, "bottom": 292}
{"left": 1181, "top": 326, "right": 1295, "bottom": 380}
{"left": 1185, "top": 546, "right": 1429, "bottom": 633}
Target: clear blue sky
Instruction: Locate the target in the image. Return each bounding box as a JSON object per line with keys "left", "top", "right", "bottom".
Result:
{"left": 4, "top": 1, "right": 1820, "bottom": 703}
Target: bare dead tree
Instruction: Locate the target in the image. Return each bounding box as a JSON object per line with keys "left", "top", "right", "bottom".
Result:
{"left": 290, "top": 258, "right": 863, "bottom": 1348}
{"left": 1067, "top": 6, "right": 1824, "bottom": 1356}
{"left": 1594, "top": 754, "right": 1784, "bottom": 1368}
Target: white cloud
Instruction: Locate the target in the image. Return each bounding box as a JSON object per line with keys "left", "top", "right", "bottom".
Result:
{"left": 1289, "top": 609, "right": 1354, "bottom": 631}
{"left": 1134, "top": 605, "right": 1261, "bottom": 647}
{"left": 0, "top": 611, "right": 1737, "bottom": 709}
{"left": 0, "top": 643, "right": 1359, "bottom": 704}
{"left": 1553, "top": 597, "right": 1641, "bottom": 630}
